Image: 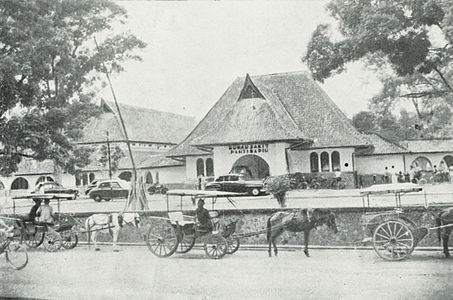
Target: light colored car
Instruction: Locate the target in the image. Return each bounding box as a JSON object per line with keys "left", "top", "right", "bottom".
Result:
{"left": 32, "top": 182, "right": 79, "bottom": 200}
{"left": 204, "top": 174, "right": 266, "bottom": 196}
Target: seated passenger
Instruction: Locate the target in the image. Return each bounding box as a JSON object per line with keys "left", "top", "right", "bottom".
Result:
{"left": 37, "top": 199, "right": 54, "bottom": 225}
{"left": 195, "top": 199, "right": 212, "bottom": 231}
{"left": 27, "top": 199, "right": 42, "bottom": 223}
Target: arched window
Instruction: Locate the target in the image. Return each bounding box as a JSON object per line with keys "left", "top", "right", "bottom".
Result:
{"left": 155, "top": 171, "right": 160, "bottom": 184}
{"left": 146, "top": 171, "right": 153, "bottom": 184}
{"left": 82, "top": 173, "right": 88, "bottom": 185}
{"left": 321, "top": 152, "right": 330, "bottom": 172}
{"left": 89, "top": 173, "right": 95, "bottom": 183}
{"left": 11, "top": 177, "right": 29, "bottom": 190}
{"left": 196, "top": 158, "right": 205, "bottom": 177}
{"left": 310, "top": 152, "right": 319, "bottom": 173}
{"left": 331, "top": 151, "right": 341, "bottom": 171}
{"left": 35, "top": 176, "right": 54, "bottom": 186}
{"left": 206, "top": 158, "right": 214, "bottom": 177}
{"left": 0, "top": 181, "right": 5, "bottom": 190}
{"left": 118, "top": 171, "right": 132, "bottom": 182}
{"left": 75, "top": 173, "right": 81, "bottom": 186}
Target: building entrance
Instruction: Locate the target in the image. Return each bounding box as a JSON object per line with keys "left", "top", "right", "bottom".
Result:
{"left": 231, "top": 155, "right": 270, "bottom": 179}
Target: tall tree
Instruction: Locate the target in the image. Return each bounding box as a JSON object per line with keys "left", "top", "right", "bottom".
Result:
{"left": 304, "top": 0, "right": 453, "bottom": 136}
{"left": 0, "top": 0, "right": 146, "bottom": 175}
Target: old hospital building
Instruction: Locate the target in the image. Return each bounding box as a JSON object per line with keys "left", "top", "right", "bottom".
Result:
{"left": 2, "top": 71, "right": 453, "bottom": 193}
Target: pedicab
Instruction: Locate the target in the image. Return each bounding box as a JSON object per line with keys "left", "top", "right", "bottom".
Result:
{"left": 360, "top": 183, "right": 452, "bottom": 261}
{"left": 145, "top": 190, "right": 243, "bottom": 259}
{"left": 11, "top": 193, "right": 79, "bottom": 252}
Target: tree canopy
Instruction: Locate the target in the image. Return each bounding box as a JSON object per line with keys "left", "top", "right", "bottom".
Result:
{"left": 304, "top": 0, "right": 453, "bottom": 137}
{"left": 0, "top": 0, "right": 146, "bottom": 175}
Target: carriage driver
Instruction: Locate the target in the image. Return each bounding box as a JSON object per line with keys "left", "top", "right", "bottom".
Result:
{"left": 37, "top": 199, "right": 54, "bottom": 224}
{"left": 195, "top": 199, "right": 212, "bottom": 231}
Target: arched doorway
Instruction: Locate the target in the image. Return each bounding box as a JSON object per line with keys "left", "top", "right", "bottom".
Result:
{"left": 118, "top": 171, "right": 132, "bottom": 182}
{"left": 35, "top": 176, "right": 54, "bottom": 186}
{"left": 145, "top": 171, "right": 153, "bottom": 184}
{"left": 410, "top": 156, "right": 433, "bottom": 171}
{"left": 441, "top": 155, "right": 453, "bottom": 170}
{"left": 89, "top": 173, "right": 95, "bottom": 183}
{"left": 231, "top": 155, "right": 270, "bottom": 179}
{"left": 11, "top": 177, "right": 29, "bottom": 190}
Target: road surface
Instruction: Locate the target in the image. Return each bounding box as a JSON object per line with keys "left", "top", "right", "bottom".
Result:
{"left": 1, "top": 247, "right": 453, "bottom": 299}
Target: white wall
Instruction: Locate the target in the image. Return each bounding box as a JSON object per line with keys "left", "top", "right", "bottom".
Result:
{"left": 138, "top": 166, "right": 186, "bottom": 184}
{"left": 355, "top": 154, "right": 405, "bottom": 175}
{"left": 212, "top": 143, "right": 289, "bottom": 177}
{"left": 287, "top": 148, "right": 355, "bottom": 173}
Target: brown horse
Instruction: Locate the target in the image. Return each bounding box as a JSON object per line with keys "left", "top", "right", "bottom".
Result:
{"left": 436, "top": 207, "right": 453, "bottom": 258}
{"left": 266, "top": 208, "right": 338, "bottom": 257}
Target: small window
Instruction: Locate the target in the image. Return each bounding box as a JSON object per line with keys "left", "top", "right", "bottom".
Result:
{"left": 321, "top": 152, "right": 330, "bottom": 172}
{"left": 99, "top": 182, "right": 110, "bottom": 188}
{"left": 206, "top": 158, "right": 214, "bottom": 177}
{"left": 196, "top": 158, "right": 205, "bottom": 177}
{"left": 111, "top": 182, "right": 121, "bottom": 188}
{"left": 230, "top": 176, "right": 239, "bottom": 181}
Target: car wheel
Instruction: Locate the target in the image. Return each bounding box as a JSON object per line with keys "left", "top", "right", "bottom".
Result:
{"left": 94, "top": 195, "right": 102, "bottom": 202}
{"left": 251, "top": 188, "right": 260, "bottom": 196}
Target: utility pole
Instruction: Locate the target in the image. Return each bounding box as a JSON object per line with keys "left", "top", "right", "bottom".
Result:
{"left": 106, "top": 131, "right": 112, "bottom": 180}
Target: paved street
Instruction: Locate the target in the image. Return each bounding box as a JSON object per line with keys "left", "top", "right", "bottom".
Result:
{"left": 3, "top": 183, "right": 453, "bottom": 215}
{"left": 1, "top": 247, "right": 453, "bottom": 299}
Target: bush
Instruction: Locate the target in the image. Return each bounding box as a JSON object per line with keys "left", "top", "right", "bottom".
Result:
{"left": 264, "top": 175, "right": 292, "bottom": 207}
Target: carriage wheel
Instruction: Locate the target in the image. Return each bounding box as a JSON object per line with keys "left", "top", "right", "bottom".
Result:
{"left": 61, "top": 231, "right": 78, "bottom": 249}
{"left": 204, "top": 234, "right": 227, "bottom": 259}
{"left": 6, "top": 241, "right": 28, "bottom": 270}
{"left": 372, "top": 220, "right": 415, "bottom": 261}
{"left": 225, "top": 236, "right": 240, "bottom": 254}
{"left": 24, "top": 231, "right": 45, "bottom": 248}
{"left": 176, "top": 233, "right": 196, "bottom": 253}
{"left": 146, "top": 220, "right": 178, "bottom": 258}
{"left": 43, "top": 231, "right": 62, "bottom": 252}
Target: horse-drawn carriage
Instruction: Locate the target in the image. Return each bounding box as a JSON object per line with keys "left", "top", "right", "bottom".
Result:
{"left": 360, "top": 183, "right": 453, "bottom": 261}
{"left": 9, "top": 194, "right": 79, "bottom": 252}
{"left": 145, "top": 190, "right": 241, "bottom": 259}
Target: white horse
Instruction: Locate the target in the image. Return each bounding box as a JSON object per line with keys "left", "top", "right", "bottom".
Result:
{"left": 85, "top": 212, "right": 141, "bottom": 251}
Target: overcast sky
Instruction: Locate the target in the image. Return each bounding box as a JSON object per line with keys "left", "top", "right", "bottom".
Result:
{"left": 101, "top": 0, "right": 382, "bottom": 121}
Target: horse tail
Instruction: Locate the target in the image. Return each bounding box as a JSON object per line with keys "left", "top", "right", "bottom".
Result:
{"left": 266, "top": 216, "right": 272, "bottom": 242}
{"left": 85, "top": 217, "right": 91, "bottom": 246}
{"left": 436, "top": 215, "right": 442, "bottom": 245}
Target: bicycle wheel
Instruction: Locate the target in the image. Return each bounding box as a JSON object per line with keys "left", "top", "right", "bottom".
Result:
{"left": 6, "top": 241, "right": 28, "bottom": 270}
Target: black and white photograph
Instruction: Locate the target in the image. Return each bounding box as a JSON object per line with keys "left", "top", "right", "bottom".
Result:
{"left": 1, "top": 0, "right": 453, "bottom": 299}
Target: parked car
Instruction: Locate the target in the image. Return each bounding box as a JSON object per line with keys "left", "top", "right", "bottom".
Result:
{"left": 32, "top": 182, "right": 79, "bottom": 200}
{"left": 147, "top": 183, "right": 168, "bottom": 195}
{"left": 204, "top": 174, "right": 266, "bottom": 196}
{"left": 88, "top": 179, "right": 130, "bottom": 202}
{"left": 85, "top": 178, "right": 130, "bottom": 195}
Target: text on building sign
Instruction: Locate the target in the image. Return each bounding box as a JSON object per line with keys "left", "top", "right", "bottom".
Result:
{"left": 229, "top": 144, "right": 269, "bottom": 154}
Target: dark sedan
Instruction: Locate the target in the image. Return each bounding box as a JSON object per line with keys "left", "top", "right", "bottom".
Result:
{"left": 88, "top": 180, "right": 130, "bottom": 202}
{"left": 204, "top": 174, "right": 266, "bottom": 196}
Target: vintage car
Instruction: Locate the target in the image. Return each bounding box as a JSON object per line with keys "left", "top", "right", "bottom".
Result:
{"left": 32, "top": 182, "right": 79, "bottom": 200}
{"left": 88, "top": 179, "right": 130, "bottom": 202}
{"left": 204, "top": 174, "right": 266, "bottom": 196}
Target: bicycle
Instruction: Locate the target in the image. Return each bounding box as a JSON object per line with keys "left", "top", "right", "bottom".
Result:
{"left": 0, "top": 230, "right": 28, "bottom": 270}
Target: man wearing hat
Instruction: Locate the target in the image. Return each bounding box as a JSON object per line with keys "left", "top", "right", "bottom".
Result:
{"left": 195, "top": 199, "right": 212, "bottom": 231}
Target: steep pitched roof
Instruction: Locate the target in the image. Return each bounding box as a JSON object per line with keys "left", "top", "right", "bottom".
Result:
{"left": 169, "top": 71, "right": 368, "bottom": 156}
{"left": 357, "top": 133, "right": 408, "bottom": 155}
{"left": 79, "top": 100, "right": 197, "bottom": 144}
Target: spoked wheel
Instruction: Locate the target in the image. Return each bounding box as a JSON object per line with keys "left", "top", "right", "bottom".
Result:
{"left": 6, "top": 241, "right": 28, "bottom": 270}
{"left": 176, "top": 233, "right": 196, "bottom": 254}
{"left": 204, "top": 234, "right": 227, "bottom": 259}
{"left": 61, "top": 231, "right": 78, "bottom": 249}
{"left": 225, "top": 236, "right": 240, "bottom": 254}
{"left": 24, "top": 231, "right": 45, "bottom": 248}
{"left": 146, "top": 220, "right": 178, "bottom": 258}
{"left": 373, "top": 220, "right": 415, "bottom": 261}
{"left": 43, "top": 231, "right": 62, "bottom": 252}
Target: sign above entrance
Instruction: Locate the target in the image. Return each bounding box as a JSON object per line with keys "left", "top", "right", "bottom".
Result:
{"left": 229, "top": 143, "right": 269, "bottom": 154}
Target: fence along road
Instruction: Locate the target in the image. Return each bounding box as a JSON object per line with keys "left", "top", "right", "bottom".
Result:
{"left": 2, "top": 183, "right": 453, "bottom": 214}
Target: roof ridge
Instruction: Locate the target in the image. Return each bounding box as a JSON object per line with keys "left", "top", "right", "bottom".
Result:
{"left": 103, "top": 100, "right": 195, "bottom": 120}
{"left": 369, "top": 132, "right": 408, "bottom": 150}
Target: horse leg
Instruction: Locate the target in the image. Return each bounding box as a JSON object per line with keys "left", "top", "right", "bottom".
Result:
{"left": 443, "top": 229, "right": 450, "bottom": 258}
{"left": 112, "top": 228, "right": 120, "bottom": 252}
{"left": 92, "top": 231, "right": 100, "bottom": 251}
{"left": 268, "top": 234, "right": 272, "bottom": 257}
{"left": 272, "top": 238, "right": 278, "bottom": 256}
{"left": 304, "top": 229, "right": 310, "bottom": 257}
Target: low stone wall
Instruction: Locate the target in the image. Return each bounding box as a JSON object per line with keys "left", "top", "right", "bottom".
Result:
{"left": 63, "top": 206, "right": 450, "bottom": 247}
